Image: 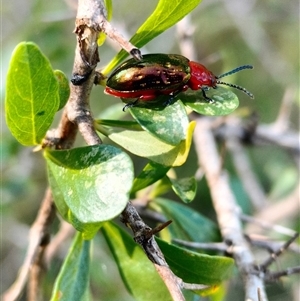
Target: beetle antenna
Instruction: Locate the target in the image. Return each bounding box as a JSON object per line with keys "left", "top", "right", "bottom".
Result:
{"left": 216, "top": 65, "right": 253, "bottom": 80}
{"left": 216, "top": 81, "right": 254, "bottom": 98}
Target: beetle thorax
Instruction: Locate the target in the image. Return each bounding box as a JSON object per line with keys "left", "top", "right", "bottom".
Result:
{"left": 188, "top": 61, "right": 217, "bottom": 90}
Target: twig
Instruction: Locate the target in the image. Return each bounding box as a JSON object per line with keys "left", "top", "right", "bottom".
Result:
{"left": 242, "top": 213, "right": 298, "bottom": 237}
{"left": 193, "top": 116, "right": 268, "bottom": 301}
{"left": 28, "top": 245, "right": 46, "bottom": 301}
{"left": 245, "top": 184, "right": 300, "bottom": 235}
{"left": 245, "top": 234, "right": 300, "bottom": 254}
{"left": 154, "top": 266, "right": 185, "bottom": 301}
{"left": 120, "top": 202, "right": 186, "bottom": 301}
{"left": 134, "top": 204, "right": 168, "bottom": 223}
{"left": 264, "top": 266, "right": 300, "bottom": 282}
{"left": 99, "top": 19, "right": 142, "bottom": 60}
{"left": 2, "top": 188, "right": 55, "bottom": 301}
{"left": 176, "top": 15, "right": 197, "bottom": 61}
{"left": 258, "top": 233, "right": 299, "bottom": 271}
{"left": 254, "top": 124, "right": 300, "bottom": 153}
{"left": 121, "top": 202, "right": 212, "bottom": 300}
{"left": 273, "top": 86, "right": 297, "bottom": 132}
{"left": 172, "top": 239, "right": 228, "bottom": 252}
{"left": 120, "top": 202, "right": 169, "bottom": 266}
{"left": 226, "top": 135, "right": 267, "bottom": 210}
{"left": 44, "top": 221, "right": 75, "bottom": 265}
{"left": 155, "top": 266, "right": 210, "bottom": 300}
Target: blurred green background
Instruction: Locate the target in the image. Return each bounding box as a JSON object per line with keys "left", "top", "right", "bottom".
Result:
{"left": 1, "top": 0, "right": 299, "bottom": 300}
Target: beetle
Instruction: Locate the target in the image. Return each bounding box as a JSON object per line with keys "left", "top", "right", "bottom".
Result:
{"left": 104, "top": 53, "right": 254, "bottom": 110}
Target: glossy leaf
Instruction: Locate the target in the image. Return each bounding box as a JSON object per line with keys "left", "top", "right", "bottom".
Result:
{"left": 153, "top": 198, "right": 219, "bottom": 242}
{"left": 108, "top": 122, "right": 194, "bottom": 167}
{"left": 102, "top": 222, "right": 173, "bottom": 301}
{"left": 129, "top": 100, "right": 189, "bottom": 145}
{"left": 156, "top": 238, "right": 234, "bottom": 285}
{"left": 45, "top": 145, "right": 133, "bottom": 223}
{"left": 102, "top": 0, "right": 203, "bottom": 74}
{"left": 171, "top": 120, "right": 195, "bottom": 166}
{"left": 104, "top": 0, "right": 113, "bottom": 21}
{"left": 47, "top": 179, "right": 102, "bottom": 239}
{"left": 180, "top": 87, "right": 239, "bottom": 116}
{"left": 169, "top": 176, "right": 197, "bottom": 203}
{"left": 68, "top": 211, "right": 103, "bottom": 240}
{"left": 96, "top": 119, "right": 142, "bottom": 131}
{"left": 50, "top": 232, "right": 91, "bottom": 301}
{"left": 5, "top": 42, "right": 59, "bottom": 145}
{"left": 131, "top": 161, "right": 170, "bottom": 194}
{"left": 54, "top": 69, "right": 70, "bottom": 110}
{"left": 148, "top": 177, "right": 173, "bottom": 199}
{"left": 108, "top": 129, "right": 181, "bottom": 166}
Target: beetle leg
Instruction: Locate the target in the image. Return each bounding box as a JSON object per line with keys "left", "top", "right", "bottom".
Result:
{"left": 201, "top": 88, "right": 214, "bottom": 103}
{"left": 162, "top": 96, "right": 174, "bottom": 107}
{"left": 162, "top": 90, "right": 180, "bottom": 107}
{"left": 130, "top": 48, "right": 143, "bottom": 61}
{"left": 122, "top": 99, "right": 139, "bottom": 111}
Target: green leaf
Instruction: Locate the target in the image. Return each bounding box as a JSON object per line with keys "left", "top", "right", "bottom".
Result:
{"left": 5, "top": 42, "right": 60, "bottom": 145}
{"left": 102, "top": 222, "right": 173, "bottom": 301}
{"left": 108, "top": 129, "right": 185, "bottom": 166}
{"left": 156, "top": 238, "right": 234, "bottom": 285}
{"left": 46, "top": 172, "right": 103, "bottom": 240}
{"left": 169, "top": 176, "right": 197, "bottom": 203}
{"left": 180, "top": 87, "right": 239, "bottom": 116}
{"left": 96, "top": 119, "right": 142, "bottom": 131}
{"left": 45, "top": 145, "right": 133, "bottom": 223}
{"left": 68, "top": 211, "right": 103, "bottom": 240}
{"left": 129, "top": 100, "right": 189, "bottom": 145}
{"left": 131, "top": 161, "right": 170, "bottom": 194}
{"left": 153, "top": 198, "right": 219, "bottom": 242}
{"left": 105, "top": 119, "right": 195, "bottom": 167}
{"left": 102, "top": 0, "right": 203, "bottom": 74}
{"left": 50, "top": 232, "right": 91, "bottom": 301}
{"left": 54, "top": 70, "right": 70, "bottom": 111}
{"left": 104, "top": 0, "right": 113, "bottom": 20}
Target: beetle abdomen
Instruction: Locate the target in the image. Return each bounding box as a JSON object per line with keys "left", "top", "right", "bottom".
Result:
{"left": 106, "top": 54, "right": 191, "bottom": 93}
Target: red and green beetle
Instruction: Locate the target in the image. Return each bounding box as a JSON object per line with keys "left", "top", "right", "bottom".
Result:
{"left": 104, "top": 53, "right": 254, "bottom": 110}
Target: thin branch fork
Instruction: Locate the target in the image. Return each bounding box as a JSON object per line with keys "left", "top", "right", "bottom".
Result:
{"left": 258, "top": 233, "right": 299, "bottom": 272}
{"left": 120, "top": 202, "right": 210, "bottom": 301}
{"left": 193, "top": 117, "right": 268, "bottom": 301}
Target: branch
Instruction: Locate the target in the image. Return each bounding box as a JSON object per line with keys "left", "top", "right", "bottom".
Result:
{"left": 99, "top": 19, "right": 142, "bottom": 60}
{"left": 120, "top": 202, "right": 186, "bottom": 301}
{"left": 245, "top": 234, "right": 300, "bottom": 254}
{"left": 264, "top": 266, "right": 300, "bottom": 282}
{"left": 258, "top": 233, "right": 299, "bottom": 272}
{"left": 254, "top": 124, "right": 300, "bottom": 153}
{"left": 176, "top": 16, "right": 197, "bottom": 61}
{"left": 2, "top": 188, "right": 55, "bottom": 301}
{"left": 245, "top": 184, "right": 300, "bottom": 235}
{"left": 226, "top": 134, "right": 267, "bottom": 211}
{"left": 193, "top": 117, "right": 268, "bottom": 301}
{"left": 44, "top": 221, "right": 75, "bottom": 265}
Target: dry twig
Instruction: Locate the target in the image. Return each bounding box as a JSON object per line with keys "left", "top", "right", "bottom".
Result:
{"left": 3, "top": 188, "right": 55, "bottom": 301}
{"left": 193, "top": 116, "right": 268, "bottom": 301}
